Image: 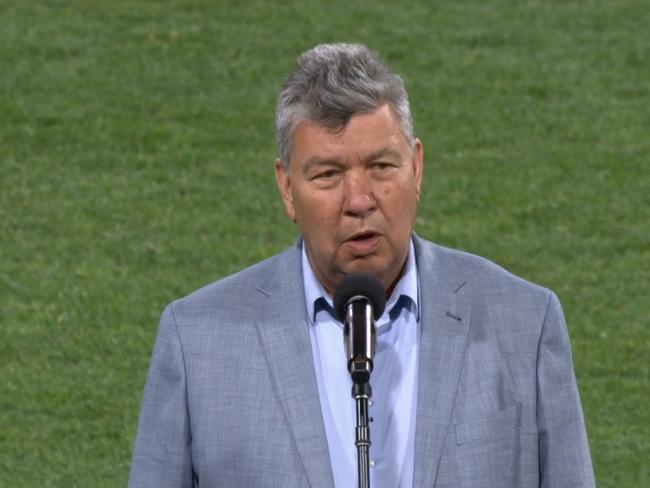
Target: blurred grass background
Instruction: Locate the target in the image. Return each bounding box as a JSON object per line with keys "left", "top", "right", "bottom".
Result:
{"left": 1, "top": 0, "right": 648, "bottom": 486}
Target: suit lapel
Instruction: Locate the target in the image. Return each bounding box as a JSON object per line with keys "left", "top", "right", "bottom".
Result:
{"left": 412, "top": 236, "right": 472, "bottom": 487}
{"left": 253, "top": 243, "right": 335, "bottom": 488}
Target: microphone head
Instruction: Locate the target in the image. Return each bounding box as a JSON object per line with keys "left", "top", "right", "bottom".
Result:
{"left": 333, "top": 272, "right": 386, "bottom": 322}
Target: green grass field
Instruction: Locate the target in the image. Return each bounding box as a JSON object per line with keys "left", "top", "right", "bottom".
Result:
{"left": 1, "top": 1, "right": 648, "bottom": 486}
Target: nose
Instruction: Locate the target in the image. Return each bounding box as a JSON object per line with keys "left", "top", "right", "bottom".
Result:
{"left": 343, "top": 170, "right": 376, "bottom": 217}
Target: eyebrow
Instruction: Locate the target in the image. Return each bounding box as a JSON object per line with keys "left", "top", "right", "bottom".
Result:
{"left": 363, "top": 147, "right": 403, "bottom": 163}
{"left": 301, "top": 146, "right": 403, "bottom": 175}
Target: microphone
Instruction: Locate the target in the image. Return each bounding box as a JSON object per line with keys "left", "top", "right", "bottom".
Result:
{"left": 334, "top": 272, "right": 386, "bottom": 385}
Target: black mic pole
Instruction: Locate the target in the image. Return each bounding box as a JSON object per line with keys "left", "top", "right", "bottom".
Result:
{"left": 353, "top": 382, "right": 372, "bottom": 488}
{"left": 334, "top": 273, "right": 386, "bottom": 488}
{"left": 347, "top": 298, "right": 374, "bottom": 488}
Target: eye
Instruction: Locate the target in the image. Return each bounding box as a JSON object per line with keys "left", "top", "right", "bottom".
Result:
{"left": 371, "top": 162, "right": 396, "bottom": 172}
{"left": 312, "top": 169, "right": 341, "bottom": 180}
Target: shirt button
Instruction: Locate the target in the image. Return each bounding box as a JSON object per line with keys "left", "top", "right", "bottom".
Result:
{"left": 370, "top": 460, "right": 376, "bottom": 468}
{"left": 369, "top": 399, "right": 374, "bottom": 407}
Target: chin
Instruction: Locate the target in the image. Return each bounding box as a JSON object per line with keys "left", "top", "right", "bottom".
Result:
{"left": 345, "top": 258, "right": 385, "bottom": 277}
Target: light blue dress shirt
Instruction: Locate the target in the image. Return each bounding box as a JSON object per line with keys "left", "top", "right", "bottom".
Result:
{"left": 302, "top": 241, "right": 420, "bottom": 488}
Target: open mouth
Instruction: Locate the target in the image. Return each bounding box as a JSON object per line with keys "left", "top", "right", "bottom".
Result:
{"left": 346, "top": 231, "right": 380, "bottom": 255}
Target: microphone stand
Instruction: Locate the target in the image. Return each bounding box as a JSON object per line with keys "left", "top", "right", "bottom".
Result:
{"left": 346, "top": 299, "right": 376, "bottom": 488}
{"left": 352, "top": 382, "right": 372, "bottom": 488}
{"left": 334, "top": 274, "right": 385, "bottom": 488}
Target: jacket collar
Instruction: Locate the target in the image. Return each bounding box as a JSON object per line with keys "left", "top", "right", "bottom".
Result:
{"left": 253, "top": 236, "right": 472, "bottom": 487}
{"left": 253, "top": 241, "right": 336, "bottom": 488}
{"left": 412, "top": 234, "right": 472, "bottom": 487}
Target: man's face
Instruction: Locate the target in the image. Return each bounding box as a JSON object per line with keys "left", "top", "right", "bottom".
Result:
{"left": 275, "top": 104, "right": 424, "bottom": 295}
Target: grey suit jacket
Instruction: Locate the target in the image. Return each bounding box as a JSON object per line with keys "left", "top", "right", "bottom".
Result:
{"left": 129, "top": 235, "right": 595, "bottom": 487}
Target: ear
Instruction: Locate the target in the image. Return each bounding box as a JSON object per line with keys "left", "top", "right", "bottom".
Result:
{"left": 274, "top": 159, "right": 296, "bottom": 222}
{"left": 412, "top": 138, "right": 424, "bottom": 202}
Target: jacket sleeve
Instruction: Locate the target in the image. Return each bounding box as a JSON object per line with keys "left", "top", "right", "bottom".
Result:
{"left": 537, "top": 291, "right": 595, "bottom": 487}
{"left": 129, "top": 304, "right": 194, "bottom": 488}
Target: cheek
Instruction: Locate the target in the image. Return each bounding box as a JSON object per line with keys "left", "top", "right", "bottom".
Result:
{"left": 294, "top": 193, "right": 340, "bottom": 235}
{"left": 382, "top": 186, "right": 418, "bottom": 228}
{"left": 297, "top": 197, "right": 325, "bottom": 222}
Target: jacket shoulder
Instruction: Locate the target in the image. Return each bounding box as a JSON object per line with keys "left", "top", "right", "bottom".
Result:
{"left": 167, "top": 243, "right": 300, "bottom": 322}
{"left": 415, "top": 237, "right": 553, "bottom": 309}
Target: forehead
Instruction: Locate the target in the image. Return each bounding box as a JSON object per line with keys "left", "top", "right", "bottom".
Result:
{"left": 290, "top": 105, "right": 409, "bottom": 166}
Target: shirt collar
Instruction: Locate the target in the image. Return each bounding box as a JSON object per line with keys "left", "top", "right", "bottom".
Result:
{"left": 301, "top": 239, "right": 420, "bottom": 327}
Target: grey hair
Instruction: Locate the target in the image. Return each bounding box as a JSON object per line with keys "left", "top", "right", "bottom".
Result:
{"left": 276, "top": 43, "right": 415, "bottom": 168}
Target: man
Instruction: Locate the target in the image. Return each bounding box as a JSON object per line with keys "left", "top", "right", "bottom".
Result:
{"left": 129, "top": 44, "right": 595, "bottom": 487}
